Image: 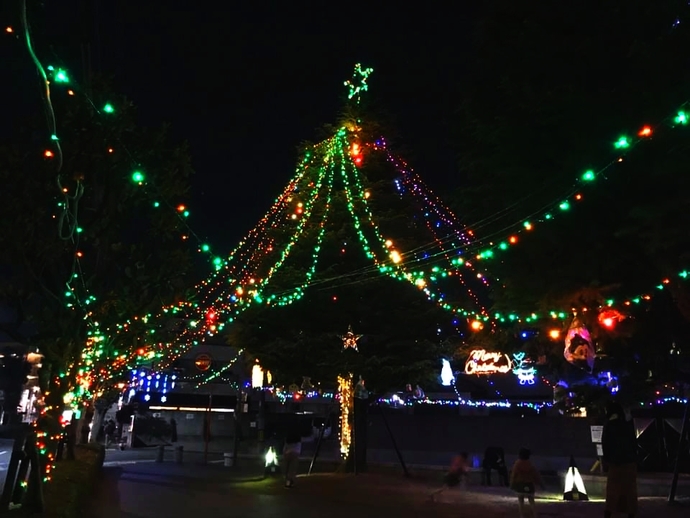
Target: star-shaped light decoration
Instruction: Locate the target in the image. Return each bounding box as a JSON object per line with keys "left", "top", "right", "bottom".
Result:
{"left": 341, "top": 324, "right": 362, "bottom": 351}
{"left": 343, "top": 63, "right": 374, "bottom": 103}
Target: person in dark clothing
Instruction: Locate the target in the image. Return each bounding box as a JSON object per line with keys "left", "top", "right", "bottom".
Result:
{"left": 283, "top": 429, "right": 302, "bottom": 488}
{"left": 483, "top": 446, "right": 509, "bottom": 486}
{"left": 104, "top": 419, "right": 116, "bottom": 447}
{"left": 170, "top": 418, "right": 178, "bottom": 443}
{"left": 602, "top": 402, "right": 638, "bottom": 518}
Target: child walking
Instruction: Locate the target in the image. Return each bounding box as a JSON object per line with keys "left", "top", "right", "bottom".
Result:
{"left": 510, "top": 448, "right": 543, "bottom": 518}
{"left": 429, "top": 452, "right": 470, "bottom": 501}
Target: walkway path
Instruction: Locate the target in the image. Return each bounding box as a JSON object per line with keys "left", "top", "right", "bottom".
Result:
{"left": 88, "top": 459, "right": 689, "bottom": 518}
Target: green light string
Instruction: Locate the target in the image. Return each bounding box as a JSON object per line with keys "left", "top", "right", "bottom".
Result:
{"left": 464, "top": 107, "right": 689, "bottom": 263}
{"left": 245, "top": 138, "right": 493, "bottom": 317}
{"left": 249, "top": 149, "right": 331, "bottom": 300}
{"left": 361, "top": 105, "right": 689, "bottom": 323}
{"left": 464, "top": 268, "right": 690, "bottom": 326}
{"left": 105, "top": 152, "right": 320, "bottom": 358}
{"left": 21, "top": 57, "right": 232, "bottom": 394}
{"left": 97, "top": 150, "right": 322, "bottom": 380}
{"left": 344, "top": 63, "right": 374, "bottom": 103}
{"left": 337, "top": 133, "right": 395, "bottom": 268}
{"left": 193, "top": 349, "right": 244, "bottom": 387}
{"left": 264, "top": 142, "right": 336, "bottom": 308}
{"left": 362, "top": 111, "right": 689, "bottom": 291}
{"left": 380, "top": 144, "right": 492, "bottom": 306}
{"left": 18, "top": 2, "right": 96, "bottom": 396}
{"left": 340, "top": 134, "right": 490, "bottom": 317}
{"left": 96, "top": 61, "right": 690, "bottom": 386}
{"left": 197, "top": 152, "right": 317, "bottom": 308}
{"left": 152, "top": 143, "right": 332, "bottom": 369}
{"left": 226, "top": 142, "right": 330, "bottom": 309}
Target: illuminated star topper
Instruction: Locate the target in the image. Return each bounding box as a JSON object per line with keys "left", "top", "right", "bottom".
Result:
{"left": 341, "top": 324, "right": 362, "bottom": 350}
{"left": 344, "top": 63, "right": 374, "bottom": 103}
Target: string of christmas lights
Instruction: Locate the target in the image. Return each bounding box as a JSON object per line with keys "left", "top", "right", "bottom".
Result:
{"left": 464, "top": 267, "right": 690, "bottom": 328}
{"left": 192, "top": 349, "right": 244, "bottom": 387}
{"left": 97, "top": 135, "right": 345, "bottom": 378}
{"left": 377, "top": 394, "right": 689, "bottom": 413}
{"left": 335, "top": 99, "right": 690, "bottom": 325}
{"left": 105, "top": 63, "right": 690, "bottom": 378}
{"left": 107, "top": 112, "right": 496, "bottom": 380}
{"left": 73, "top": 62, "right": 689, "bottom": 401}
{"left": 7, "top": 15, "right": 245, "bottom": 406}
{"left": 378, "top": 142, "right": 490, "bottom": 314}
{"left": 296, "top": 112, "right": 690, "bottom": 328}
{"left": 338, "top": 374, "right": 353, "bottom": 457}
{"left": 462, "top": 113, "right": 688, "bottom": 263}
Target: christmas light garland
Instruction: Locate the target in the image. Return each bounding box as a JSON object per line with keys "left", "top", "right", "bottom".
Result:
{"left": 103, "top": 64, "right": 690, "bottom": 381}
{"left": 377, "top": 394, "right": 689, "bottom": 413}
{"left": 13, "top": 42, "right": 686, "bottom": 404}
{"left": 338, "top": 374, "right": 353, "bottom": 457}
{"left": 10, "top": 0, "right": 688, "bottom": 490}
{"left": 6, "top": 13, "right": 235, "bottom": 400}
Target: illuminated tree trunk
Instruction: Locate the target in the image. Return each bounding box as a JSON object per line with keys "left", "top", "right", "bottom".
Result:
{"left": 339, "top": 374, "right": 369, "bottom": 473}
{"left": 337, "top": 375, "right": 353, "bottom": 461}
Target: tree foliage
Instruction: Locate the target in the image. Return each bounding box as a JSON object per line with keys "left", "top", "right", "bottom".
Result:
{"left": 0, "top": 77, "right": 194, "bottom": 394}
{"left": 449, "top": 0, "right": 690, "bottom": 393}
{"left": 225, "top": 132, "right": 469, "bottom": 392}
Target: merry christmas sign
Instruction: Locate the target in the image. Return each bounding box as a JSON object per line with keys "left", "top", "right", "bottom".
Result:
{"left": 464, "top": 349, "right": 513, "bottom": 375}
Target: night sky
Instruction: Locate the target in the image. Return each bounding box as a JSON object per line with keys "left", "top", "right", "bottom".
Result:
{"left": 21, "top": 1, "right": 476, "bottom": 252}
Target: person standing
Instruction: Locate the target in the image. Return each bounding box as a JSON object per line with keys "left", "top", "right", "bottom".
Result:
{"left": 104, "top": 419, "right": 116, "bottom": 448}
{"left": 510, "top": 447, "right": 543, "bottom": 518}
{"left": 170, "top": 418, "right": 178, "bottom": 443}
{"left": 483, "top": 446, "right": 509, "bottom": 486}
{"left": 602, "top": 402, "right": 638, "bottom": 518}
{"left": 283, "top": 429, "right": 302, "bottom": 488}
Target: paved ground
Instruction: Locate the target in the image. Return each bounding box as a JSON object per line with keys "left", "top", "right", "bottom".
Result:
{"left": 88, "top": 457, "right": 690, "bottom": 518}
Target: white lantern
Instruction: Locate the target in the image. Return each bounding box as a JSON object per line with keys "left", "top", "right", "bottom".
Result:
{"left": 251, "top": 361, "right": 264, "bottom": 388}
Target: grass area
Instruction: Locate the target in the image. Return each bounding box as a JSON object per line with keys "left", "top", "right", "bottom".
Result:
{"left": 37, "top": 444, "right": 105, "bottom": 518}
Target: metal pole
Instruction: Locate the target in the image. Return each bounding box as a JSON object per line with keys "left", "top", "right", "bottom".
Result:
{"left": 11, "top": 437, "right": 31, "bottom": 504}
{"left": 308, "top": 420, "right": 327, "bottom": 475}
{"left": 352, "top": 397, "right": 357, "bottom": 475}
{"left": 668, "top": 397, "right": 689, "bottom": 503}
{"left": 204, "top": 393, "right": 212, "bottom": 464}
{"left": 378, "top": 402, "right": 410, "bottom": 477}
{"left": 232, "top": 388, "right": 242, "bottom": 465}
{"left": 26, "top": 435, "right": 44, "bottom": 513}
